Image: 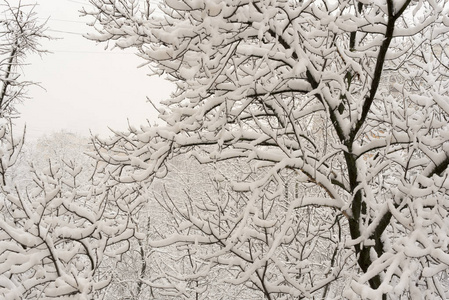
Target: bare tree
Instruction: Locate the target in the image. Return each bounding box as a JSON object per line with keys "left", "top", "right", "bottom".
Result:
{"left": 85, "top": 0, "right": 449, "bottom": 298}
{"left": 0, "top": 0, "right": 48, "bottom": 119}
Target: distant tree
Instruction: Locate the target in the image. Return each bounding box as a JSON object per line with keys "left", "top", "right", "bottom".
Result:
{"left": 86, "top": 0, "right": 449, "bottom": 299}
{"left": 0, "top": 0, "right": 48, "bottom": 119}
{"left": 31, "top": 131, "right": 90, "bottom": 164}
{"left": 8, "top": 131, "right": 92, "bottom": 193}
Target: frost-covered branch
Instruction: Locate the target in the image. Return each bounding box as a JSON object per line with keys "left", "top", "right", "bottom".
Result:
{"left": 0, "top": 1, "right": 49, "bottom": 119}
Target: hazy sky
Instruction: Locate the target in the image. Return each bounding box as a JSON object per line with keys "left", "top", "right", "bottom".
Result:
{"left": 16, "top": 0, "right": 173, "bottom": 140}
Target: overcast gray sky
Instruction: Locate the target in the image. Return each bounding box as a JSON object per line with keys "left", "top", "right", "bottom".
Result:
{"left": 16, "top": 0, "right": 173, "bottom": 140}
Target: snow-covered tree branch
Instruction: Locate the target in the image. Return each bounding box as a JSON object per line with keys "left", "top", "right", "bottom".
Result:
{"left": 0, "top": 127, "right": 147, "bottom": 299}
{"left": 85, "top": 0, "right": 449, "bottom": 298}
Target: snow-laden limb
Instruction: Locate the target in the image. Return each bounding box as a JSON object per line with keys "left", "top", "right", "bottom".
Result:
{"left": 86, "top": 0, "right": 449, "bottom": 298}
{"left": 0, "top": 122, "right": 143, "bottom": 299}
